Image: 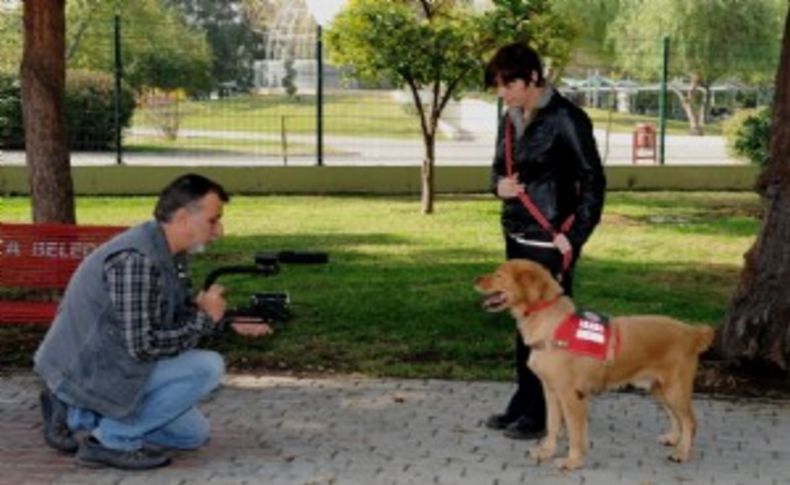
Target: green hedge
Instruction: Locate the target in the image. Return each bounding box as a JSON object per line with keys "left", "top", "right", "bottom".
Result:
{"left": 0, "top": 69, "right": 136, "bottom": 150}
{"left": 722, "top": 107, "right": 772, "bottom": 167}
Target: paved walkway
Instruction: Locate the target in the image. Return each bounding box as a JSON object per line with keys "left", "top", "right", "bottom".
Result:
{"left": 1, "top": 371, "right": 789, "bottom": 485}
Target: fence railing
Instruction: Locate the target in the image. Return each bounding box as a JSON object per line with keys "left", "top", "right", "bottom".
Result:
{"left": 0, "top": 15, "right": 779, "bottom": 167}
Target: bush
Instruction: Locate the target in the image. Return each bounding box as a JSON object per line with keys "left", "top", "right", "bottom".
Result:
{"left": 0, "top": 71, "right": 24, "bottom": 148}
{"left": 0, "top": 69, "right": 136, "bottom": 150}
{"left": 722, "top": 108, "right": 772, "bottom": 166}
{"left": 65, "top": 70, "right": 136, "bottom": 150}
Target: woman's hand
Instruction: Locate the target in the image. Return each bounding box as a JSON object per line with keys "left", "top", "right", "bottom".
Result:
{"left": 496, "top": 175, "right": 524, "bottom": 199}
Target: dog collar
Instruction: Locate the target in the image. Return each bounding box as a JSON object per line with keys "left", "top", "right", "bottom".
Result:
{"left": 522, "top": 295, "right": 561, "bottom": 316}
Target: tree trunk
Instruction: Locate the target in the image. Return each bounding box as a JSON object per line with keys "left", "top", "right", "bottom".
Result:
{"left": 420, "top": 129, "right": 435, "bottom": 215}
{"left": 715, "top": 10, "right": 790, "bottom": 374}
{"left": 700, "top": 84, "right": 712, "bottom": 128}
{"left": 21, "top": 0, "right": 75, "bottom": 223}
{"left": 671, "top": 75, "right": 704, "bottom": 136}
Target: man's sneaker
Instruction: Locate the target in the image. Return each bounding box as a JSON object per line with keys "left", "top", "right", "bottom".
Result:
{"left": 503, "top": 415, "right": 546, "bottom": 440}
{"left": 76, "top": 436, "right": 171, "bottom": 470}
{"left": 39, "top": 390, "right": 78, "bottom": 453}
{"left": 485, "top": 412, "right": 518, "bottom": 430}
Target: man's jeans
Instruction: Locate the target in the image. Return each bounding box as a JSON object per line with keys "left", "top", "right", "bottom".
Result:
{"left": 59, "top": 349, "right": 224, "bottom": 451}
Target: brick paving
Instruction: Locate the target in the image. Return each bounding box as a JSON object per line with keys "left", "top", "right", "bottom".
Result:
{"left": 2, "top": 371, "right": 789, "bottom": 485}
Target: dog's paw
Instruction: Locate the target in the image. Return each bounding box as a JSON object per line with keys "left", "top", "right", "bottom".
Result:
{"left": 667, "top": 450, "right": 691, "bottom": 463}
{"left": 529, "top": 445, "right": 555, "bottom": 463}
{"left": 555, "top": 456, "right": 583, "bottom": 471}
{"left": 657, "top": 433, "right": 680, "bottom": 446}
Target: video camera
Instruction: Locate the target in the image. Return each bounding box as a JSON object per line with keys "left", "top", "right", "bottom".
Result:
{"left": 202, "top": 251, "right": 329, "bottom": 329}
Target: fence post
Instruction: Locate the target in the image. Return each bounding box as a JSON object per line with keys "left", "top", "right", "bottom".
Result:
{"left": 281, "top": 115, "right": 288, "bottom": 166}
{"left": 316, "top": 24, "right": 324, "bottom": 167}
{"left": 113, "top": 11, "right": 123, "bottom": 165}
{"left": 658, "top": 36, "right": 669, "bottom": 166}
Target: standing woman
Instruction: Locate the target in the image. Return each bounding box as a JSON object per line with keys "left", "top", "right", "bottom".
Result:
{"left": 484, "top": 43, "right": 606, "bottom": 440}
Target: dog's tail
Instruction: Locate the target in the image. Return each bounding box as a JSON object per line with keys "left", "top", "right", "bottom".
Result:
{"left": 693, "top": 325, "right": 715, "bottom": 354}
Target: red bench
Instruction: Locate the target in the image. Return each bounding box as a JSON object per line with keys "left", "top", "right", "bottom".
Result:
{"left": 0, "top": 223, "right": 126, "bottom": 324}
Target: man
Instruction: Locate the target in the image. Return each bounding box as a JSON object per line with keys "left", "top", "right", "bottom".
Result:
{"left": 35, "top": 173, "right": 263, "bottom": 470}
{"left": 484, "top": 43, "right": 606, "bottom": 440}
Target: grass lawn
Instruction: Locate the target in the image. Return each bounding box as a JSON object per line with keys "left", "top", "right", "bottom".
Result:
{"left": 129, "top": 91, "right": 724, "bottom": 157}
{"left": 125, "top": 136, "right": 349, "bottom": 157}
{"left": 0, "top": 192, "right": 759, "bottom": 379}
{"left": 133, "top": 91, "right": 424, "bottom": 139}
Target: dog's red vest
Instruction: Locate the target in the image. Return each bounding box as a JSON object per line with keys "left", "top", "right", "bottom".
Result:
{"left": 554, "top": 310, "right": 618, "bottom": 360}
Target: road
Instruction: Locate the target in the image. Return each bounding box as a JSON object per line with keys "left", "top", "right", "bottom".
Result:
{"left": 0, "top": 128, "right": 742, "bottom": 167}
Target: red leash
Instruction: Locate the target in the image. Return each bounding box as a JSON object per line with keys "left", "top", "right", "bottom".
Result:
{"left": 504, "top": 116, "right": 574, "bottom": 274}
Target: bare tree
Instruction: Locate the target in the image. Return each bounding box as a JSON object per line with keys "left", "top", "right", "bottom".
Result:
{"left": 716, "top": 7, "right": 790, "bottom": 373}
{"left": 21, "top": 0, "right": 75, "bottom": 223}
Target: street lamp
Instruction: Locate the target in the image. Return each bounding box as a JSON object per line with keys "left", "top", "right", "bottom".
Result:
{"left": 304, "top": 0, "right": 345, "bottom": 167}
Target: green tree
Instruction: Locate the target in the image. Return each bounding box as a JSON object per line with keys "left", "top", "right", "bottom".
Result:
{"left": 477, "top": 0, "right": 577, "bottom": 81}
{"left": 66, "top": 0, "right": 213, "bottom": 94}
{"left": 607, "top": 0, "right": 782, "bottom": 135}
{"left": 552, "top": 0, "right": 622, "bottom": 66}
{"left": 164, "top": 0, "right": 266, "bottom": 91}
{"left": 326, "top": 0, "right": 576, "bottom": 214}
{"left": 0, "top": 4, "right": 22, "bottom": 72}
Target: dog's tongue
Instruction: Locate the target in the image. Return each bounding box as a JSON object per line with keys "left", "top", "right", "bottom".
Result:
{"left": 483, "top": 292, "right": 506, "bottom": 309}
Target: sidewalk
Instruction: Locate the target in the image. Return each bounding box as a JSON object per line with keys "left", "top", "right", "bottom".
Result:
{"left": 1, "top": 371, "right": 789, "bottom": 485}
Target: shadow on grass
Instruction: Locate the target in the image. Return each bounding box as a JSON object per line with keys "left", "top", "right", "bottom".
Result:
{"left": 0, "top": 241, "right": 743, "bottom": 379}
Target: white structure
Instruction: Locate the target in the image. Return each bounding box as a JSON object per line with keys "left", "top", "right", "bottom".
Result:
{"left": 253, "top": 0, "right": 346, "bottom": 92}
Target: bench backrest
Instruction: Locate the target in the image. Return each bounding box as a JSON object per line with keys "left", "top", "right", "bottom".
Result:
{"left": 0, "top": 223, "right": 126, "bottom": 289}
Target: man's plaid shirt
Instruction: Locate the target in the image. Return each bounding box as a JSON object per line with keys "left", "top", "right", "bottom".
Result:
{"left": 104, "top": 250, "right": 215, "bottom": 361}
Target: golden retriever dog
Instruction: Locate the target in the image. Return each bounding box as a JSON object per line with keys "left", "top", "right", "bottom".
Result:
{"left": 475, "top": 259, "right": 714, "bottom": 471}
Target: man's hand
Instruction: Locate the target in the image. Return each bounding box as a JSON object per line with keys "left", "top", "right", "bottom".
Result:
{"left": 196, "top": 284, "right": 226, "bottom": 323}
{"left": 496, "top": 175, "right": 524, "bottom": 199}
{"left": 553, "top": 233, "right": 572, "bottom": 256}
{"left": 231, "top": 321, "right": 274, "bottom": 338}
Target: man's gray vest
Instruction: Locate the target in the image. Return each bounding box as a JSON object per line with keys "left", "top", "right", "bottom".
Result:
{"left": 34, "top": 220, "right": 190, "bottom": 419}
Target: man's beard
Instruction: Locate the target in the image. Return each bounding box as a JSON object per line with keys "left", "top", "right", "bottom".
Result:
{"left": 187, "top": 243, "right": 206, "bottom": 255}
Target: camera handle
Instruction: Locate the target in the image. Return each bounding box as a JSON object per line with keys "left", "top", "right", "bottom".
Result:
{"left": 203, "top": 264, "right": 279, "bottom": 290}
{"left": 202, "top": 251, "right": 328, "bottom": 334}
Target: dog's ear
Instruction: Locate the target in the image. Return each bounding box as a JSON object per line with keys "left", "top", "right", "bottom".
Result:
{"left": 516, "top": 269, "right": 543, "bottom": 304}
{"left": 537, "top": 275, "right": 563, "bottom": 301}
{"left": 515, "top": 269, "right": 533, "bottom": 293}
{"left": 518, "top": 265, "right": 562, "bottom": 303}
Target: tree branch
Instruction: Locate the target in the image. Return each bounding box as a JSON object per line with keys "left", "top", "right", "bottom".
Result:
{"left": 403, "top": 72, "right": 430, "bottom": 138}
{"left": 66, "top": 0, "right": 102, "bottom": 61}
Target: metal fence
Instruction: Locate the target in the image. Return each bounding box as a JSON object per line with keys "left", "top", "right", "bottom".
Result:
{"left": 0, "top": 14, "right": 779, "bottom": 168}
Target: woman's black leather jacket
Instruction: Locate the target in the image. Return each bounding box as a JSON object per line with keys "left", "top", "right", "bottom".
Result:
{"left": 491, "top": 90, "right": 606, "bottom": 251}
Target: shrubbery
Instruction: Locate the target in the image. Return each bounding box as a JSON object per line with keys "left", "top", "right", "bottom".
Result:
{"left": 722, "top": 108, "right": 772, "bottom": 167}
{"left": 0, "top": 71, "right": 24, "bottom": 148}
{"left": 0, "top": 69, "right": 135, "bottom": 150}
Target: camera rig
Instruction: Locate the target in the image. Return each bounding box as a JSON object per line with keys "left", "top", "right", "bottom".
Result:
{"left": 203, "top": 251, "right": 329, "bottom": 329}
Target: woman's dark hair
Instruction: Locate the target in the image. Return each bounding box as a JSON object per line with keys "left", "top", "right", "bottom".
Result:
{"left": 154, "top": 173, "right": 230, "bottom": 222}
{"left": 484, "top": 42, "right": 545, "bottom": 88}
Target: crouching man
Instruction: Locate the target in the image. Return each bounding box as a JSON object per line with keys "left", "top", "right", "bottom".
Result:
{"left": 35, "top": 173, "right": 238, "bottom": 470}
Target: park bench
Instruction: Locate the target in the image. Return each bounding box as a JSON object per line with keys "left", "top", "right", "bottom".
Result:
{"left": 0, "top": 222, "right": 126, "bottom": 325}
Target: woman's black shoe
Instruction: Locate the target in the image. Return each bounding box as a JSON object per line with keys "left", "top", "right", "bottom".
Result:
{"left": 503, "top": 416, "right": 546, "bottom": 440}
{"left": 485, "top": 413, "right": 518, "bottom": 430}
